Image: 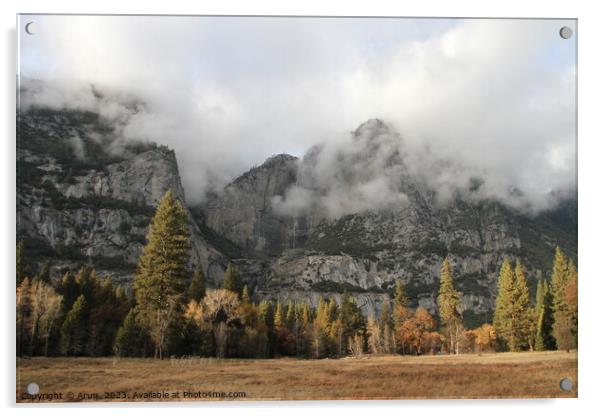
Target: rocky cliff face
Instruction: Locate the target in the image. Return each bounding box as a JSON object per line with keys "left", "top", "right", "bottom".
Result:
{"left": 17, "top": 108, "right": 226, "bottom": 284}
{"left": 201, "top": 119, "right": 577, "bottom": 326}
{"left": 203, "top": 154, "right": 300, "bottom": 255}
{"left": 17, "top": 108, "right": 576, "bottom": 328}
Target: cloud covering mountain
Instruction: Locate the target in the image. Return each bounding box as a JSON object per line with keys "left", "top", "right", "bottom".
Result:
{"left": 18, "top": 16, "right": 576, "bottom": 211}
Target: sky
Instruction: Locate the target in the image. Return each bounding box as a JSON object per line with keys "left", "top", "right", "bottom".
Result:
{"left": 18, "top": 15, "right": 576, "bottom": 211}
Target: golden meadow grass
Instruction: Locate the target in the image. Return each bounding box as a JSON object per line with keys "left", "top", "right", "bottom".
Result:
{"left": 17, "top": 350, "right": 576, "bottom": 402}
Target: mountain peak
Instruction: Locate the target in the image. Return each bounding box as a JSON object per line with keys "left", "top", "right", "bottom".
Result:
{"left": 263, "top": 153, "right": 298, "bottom": 167}
{"left": 353, "top": 118, "right": 390, "bottom": 137}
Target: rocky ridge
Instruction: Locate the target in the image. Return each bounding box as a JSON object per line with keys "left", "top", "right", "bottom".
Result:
{"left": 17, "top": 109, "right": 577, "bottom": 327}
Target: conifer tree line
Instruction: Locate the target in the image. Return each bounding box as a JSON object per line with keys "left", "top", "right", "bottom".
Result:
{"left": 16, "top": 190, "right": 578, "bottom": 358}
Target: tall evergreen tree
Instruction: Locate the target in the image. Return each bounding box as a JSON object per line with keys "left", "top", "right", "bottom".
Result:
{"left": 222, "top": 263, "right": 243, "bottom": 297}
{"left": 258, "top": 300, "right": 276, "bottom": 357}
{"left": 286, "top": 301, "right": 296, "bottom": 329}
{"left": 241, "top": 285, "right": 251, "bottom": 305}
{"left": 550, "top": 247, "right": 574, "bottom": 351}
{"left": 565, "top": 260, "right": 578, "bottom": 347}
{"left": 16, "top": 240, "right": 30, "bottom": 285}
{"left": 339, "top": 292, "right": 366, "bottom": 353}
{"left": 133, "top": 190, "right": 191, "bottom": 359}
{"left": 259, "top": 301, "right": 275, "bottom": 328}
{"left": 300, "top": 303, "right": 311, "bottom": 328}
{"left": 35, "top": 262, "right": 51, "bottom": 285}
{"left": 114, "top": 309, "right": 148, "bottom": 357}
{"left": 75, "top": 264, "right": 96, "bottom": 302}
{"left": 188, "top": 265, "right": 206, "bottom": 302}
{"left": 312, "top": 298, "right": 331, "bottom": 358}
{"left": 394, "top": 279, "right": 408, "bottom": 308}
{"left": 534, "top": 279, "right": 554, "bottom": 350}
{"left": 437, "top": 258, "right": 462, "bottom": 354}
{"left": 59, "top": 271, "right": 79, "bottom": 315}
{"left": 274, "top": 302, "right": 284, "bottom": 329}
{"left": 493, "top": 259, "right": 530, "bottom": 351}
{"left": 60, "top": 294, "right": 88, "bottom": 356}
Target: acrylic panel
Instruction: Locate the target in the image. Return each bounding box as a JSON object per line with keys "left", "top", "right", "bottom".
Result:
{"left": 16, "top": 15, "right": 577, "bottom": 402}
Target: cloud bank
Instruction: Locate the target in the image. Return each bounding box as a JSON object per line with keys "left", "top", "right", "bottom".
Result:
{"left": 272, "top": 119, "right": 412, "bottom": 219}
{"left": 18, "top": 16, "right": 576, "bottom": 211}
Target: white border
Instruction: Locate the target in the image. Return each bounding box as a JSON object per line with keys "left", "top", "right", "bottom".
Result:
{"left": 2, "top": 1, "right": 601, "bottom": 415}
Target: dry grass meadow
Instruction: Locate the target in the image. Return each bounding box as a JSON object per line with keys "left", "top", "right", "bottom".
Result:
{"left": 16, "top": 350, "right": 577, "bottom": 402}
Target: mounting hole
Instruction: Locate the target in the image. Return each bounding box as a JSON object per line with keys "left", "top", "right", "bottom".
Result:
{"left": 559, "top": 378, "right": 573, "bottom": 391}
{"left": 26, "top": 382, "right": 39, "bottom": 395}
{"left": 25, "top": 22, "right": 36, "bottom": 35}
{"left": 559, "top": 26, "right": 573, "bottom": 39}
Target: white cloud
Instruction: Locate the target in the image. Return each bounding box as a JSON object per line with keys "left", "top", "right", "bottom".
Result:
{"left": 18, "top": 16, "right": 576, "bottom": 210}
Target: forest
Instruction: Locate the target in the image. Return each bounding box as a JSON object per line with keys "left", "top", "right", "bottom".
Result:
{"left": 16, "top": 191, "right": 578, "bottom": 360}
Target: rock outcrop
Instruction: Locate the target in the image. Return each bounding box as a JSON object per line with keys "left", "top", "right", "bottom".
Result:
{"left": 204, "top": 154, "right": 299, "bottom": 255}
{"left": 201, "top": 119, "right": 577, "bottom": 325}
{"left": 17, "top": 108, "right": 226, "bottom": 284}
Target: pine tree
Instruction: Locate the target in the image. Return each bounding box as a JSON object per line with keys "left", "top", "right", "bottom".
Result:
{"left": 133, "top": 190, "right": 191, "bottom": 359}
{"left": 241, "top": 285, "right": 251, "bottom": 305}
{"left": 286, "top": 301, "right": 296, "bottom": 329}
{"left": 222, "top": 263, "right": 243, "bottom": 297}
{"left": 59, "top": 271, "right": 79, "bottom": 315}
{"left": 300, "top": 303, "right": 311, "bottom": 328}
{"left": 493, "top": 259, "right": 513, "bottom": 349}
{"left": 551, "top": 247, "right": 569, "bottom": 305}
{"left": 493, "top": 259, "right": 530, "bottom": 351}
{"left": 534, "top": 279, "right": 554, "bottom": 350}
{"left": 437, "top": 258, "right": 462, "bottom": 354}
{"left": 114, "top": 309, "right": 148, "bottom": 357}
{"left": 259, "top": 301, "right": 275, "bottom": 328}
{"left": 312, "top": 298, "right": 331, "bottom": 358}
{"left": 60, "top": 294, "right": 88, "bottom": 356}
{"left": 550, "top": 247, "right": 574, "bottom": 351}
{"left": 565, "top": 260, "right": 578, "bottom": 347}
{"left": 338, "top": 293, "right": 365, "bottom": 356}
{"left": 35, "top": 262, "right": 51, "bottom": 285}
{"left": 274, "top": 302, "right": 284, "bottom": 329}
{"left": 16, "top": 240, "right": 30, "bottom": 285}
{"left": 258, "top": 300, "right": 275, "bottom": 357}
{"left": 75, "top": 264, "right": 96, "bottom": 302}
{"left": 188, "top": 265, "right": 206, "bottom": 302}
{"left": 516, "top": 261, "right": 531, "bottom": 345}
{"left": 394, "top": 279, "right": 408, "bottom": 308}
